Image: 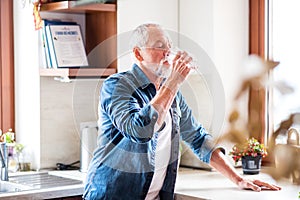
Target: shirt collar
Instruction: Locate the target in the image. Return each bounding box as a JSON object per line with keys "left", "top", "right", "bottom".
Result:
{"left": 131, "top": 63, "right": 153, "bottom": 89}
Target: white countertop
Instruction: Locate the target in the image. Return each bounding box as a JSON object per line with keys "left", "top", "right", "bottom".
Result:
{"left": 0, "top": 167, "right": 298, "bottom": 199}
{"left": 175, "top": 167, "right": 299, "bottom": 200}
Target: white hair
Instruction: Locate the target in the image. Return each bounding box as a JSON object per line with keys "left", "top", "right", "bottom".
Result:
{"left": 129, "top": 23, "right": 172, "bottom": 49}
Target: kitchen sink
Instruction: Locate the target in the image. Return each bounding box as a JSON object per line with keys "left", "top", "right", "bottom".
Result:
{"left": 0, "top": 181, "right": 32, "bottom": 193}
{"left": 9, "top": 172, "right": 83, "bottom": 189}
{"left": 0, "top": 171, "right": 84, "bottom": 199}
{"left": 0, "top": 171, "right": 83, "bottom": 195}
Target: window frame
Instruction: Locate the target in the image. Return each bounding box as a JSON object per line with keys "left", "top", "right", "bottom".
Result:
{"left": 248, "top": 0, "right": 268, "bottom": 144}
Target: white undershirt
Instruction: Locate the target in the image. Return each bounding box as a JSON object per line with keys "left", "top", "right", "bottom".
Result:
{"left": 145, "top": 112, "right": 172, "bottom": 200}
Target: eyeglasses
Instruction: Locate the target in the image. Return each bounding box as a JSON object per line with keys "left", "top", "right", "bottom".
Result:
{"left": 141, "top": 40, "right": 172, "bottom": 51}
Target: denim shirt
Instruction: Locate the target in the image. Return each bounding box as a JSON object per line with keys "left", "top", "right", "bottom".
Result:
{"left": 83, "top": 64, "right": 216, "bottom": 200}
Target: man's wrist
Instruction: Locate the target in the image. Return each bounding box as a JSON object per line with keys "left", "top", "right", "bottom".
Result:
{"left": 162, "top": 80, "right": 180, "bottom": 94}
{"left": 234, "top": 175, "right": 244, "bottom": 186}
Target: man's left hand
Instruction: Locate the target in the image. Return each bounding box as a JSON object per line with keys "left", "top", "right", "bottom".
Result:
{"left": 237, "top": 178, "right": 282, "bottom": 192}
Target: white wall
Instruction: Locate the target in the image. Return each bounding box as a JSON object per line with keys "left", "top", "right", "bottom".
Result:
{"left": 180, "top": 0, "right": 248, "bottom": 135}
{"left": 179, "top": 0, "right": 214, "bottom": 57}
{"left": 213, "top": 0, "right": 249, "bottom": 118}
{"left": 40, "top": 78, "right": 103, "bottom": 168}
{"left": 178, "top": 0, "right": 249, "bottom": 166}
{"left": 14, "top": 1, "right": 41, "bottom": 170}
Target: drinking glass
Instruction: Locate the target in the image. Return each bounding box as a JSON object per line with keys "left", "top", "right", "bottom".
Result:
{"left": 166, "top": 47, "right": 198, "bottom": 70}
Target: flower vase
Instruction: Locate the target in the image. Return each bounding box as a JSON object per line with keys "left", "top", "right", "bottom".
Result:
{"left": 17, "top": 152, "right": 31, "bottom": 171}
{"left": 241, "top": 155, "right": 262, "bottom": 175}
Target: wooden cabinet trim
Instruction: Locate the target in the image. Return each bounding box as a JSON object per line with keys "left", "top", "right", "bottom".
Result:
{"left": 0, "top": 0, "right": 15, "bottom": 132}
{"left": 249, "top": 0, "right": 266, "bottom": 144}
{"left": 40, "top": 1, "right": 116, "bottom": 13}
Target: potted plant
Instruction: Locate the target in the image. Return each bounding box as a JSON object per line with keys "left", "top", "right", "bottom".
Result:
{"left": 229, "top": 137, "right": 268, "bottom": 174}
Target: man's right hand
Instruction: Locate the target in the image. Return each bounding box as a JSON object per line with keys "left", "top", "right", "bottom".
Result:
{"left": 164, "top": 51, "right": 193, "bottom": 93}
{"left": 151, "top": 51, "right": 193, "bottom": 126}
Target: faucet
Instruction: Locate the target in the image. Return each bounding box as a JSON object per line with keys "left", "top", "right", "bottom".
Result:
{"left": 0, "top": 142, "right": 8, "bottom": 181}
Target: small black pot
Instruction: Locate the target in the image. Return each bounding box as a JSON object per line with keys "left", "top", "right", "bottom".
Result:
{"left": 241, "top": 155, "right": 262, "bottom": 175}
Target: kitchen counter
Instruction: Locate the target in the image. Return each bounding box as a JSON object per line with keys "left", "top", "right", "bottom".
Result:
{"left": 175, "top": 167, "right": 299, "bottom": 200}
{"left": 0, "top": 167, "right": 298, "bottom": 200}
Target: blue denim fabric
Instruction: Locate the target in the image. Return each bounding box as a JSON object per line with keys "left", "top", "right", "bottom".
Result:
{"left": 83, "top": 64, "right": 215, "bottom": 200}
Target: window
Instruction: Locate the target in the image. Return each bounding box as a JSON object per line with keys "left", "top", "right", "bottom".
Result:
{"left": 269, "top": 0, "right": 300, "bottom": 131}
{"left": 249, "top": 0, "right": 300, "bottom": 146}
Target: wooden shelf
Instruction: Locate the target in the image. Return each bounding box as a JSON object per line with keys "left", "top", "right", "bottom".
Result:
{"left": 39, "top": 1, "right": 117, "bottom": 78}
{"left": 40, "top": 68, "right": 116, "bottom": 78}
{"left": 40, "top": 1, "right": 116, "bottom": 13}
